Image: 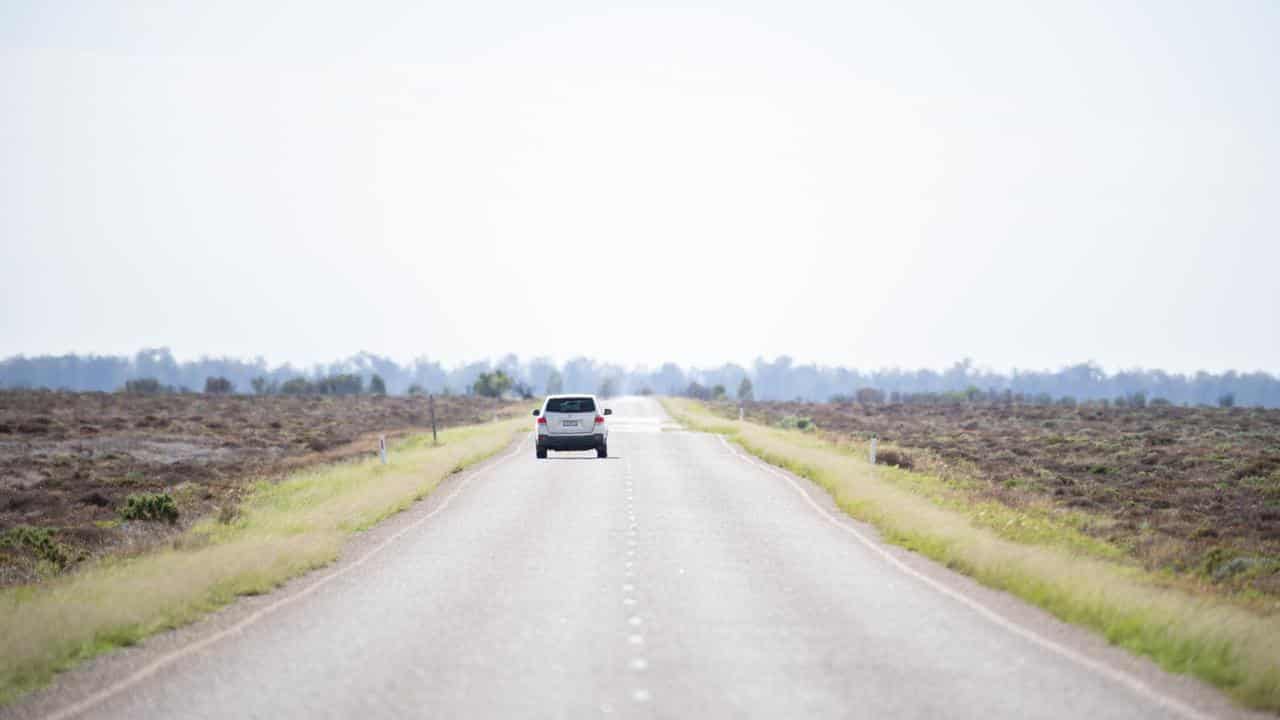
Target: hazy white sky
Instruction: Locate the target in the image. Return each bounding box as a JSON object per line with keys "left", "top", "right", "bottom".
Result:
{"left": 3, "top": 1, "right": 1277, "bottom": 373}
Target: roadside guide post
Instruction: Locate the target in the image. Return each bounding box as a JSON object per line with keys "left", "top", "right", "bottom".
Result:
{"left": 739, "top": 406, "right": 744, "bottom": 421}
{"left": 429, "top": 394, "right": 438, "bottom": 446}
{"left": 870, "top": 435, "right": 878, "bottom": 466}
{"left": 379, "top": 435, "right": 387, "bottom": 465}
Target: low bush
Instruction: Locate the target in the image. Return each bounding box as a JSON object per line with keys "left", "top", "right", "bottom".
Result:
{"left": 118, "top": 493, "right": 179, "bottom": 523}
{"left": 779, "top": 415, "right": 816, "bottom": 431}
{"left": 0, "top": 527, "right": 73, "bottom": 570}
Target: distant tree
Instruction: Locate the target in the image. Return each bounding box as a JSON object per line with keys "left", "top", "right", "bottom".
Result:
{"left": 685, "top": 382, "right": 711, "bottom": 400}
{"left": 856, "top": 387, "right": 885, "bottom": 404}
{"left": 369, "top": 374, "right": 387, "bottom": 396}
{"left": 1128, "top": 391, "right": 1148, "bottom": 409}
{"left": 545, "top": 369, "right": 564, "bottom": 395}
{"left": 472, "top": 370, "right": 513, "bottom": 398}
{"left": 636, "top": 386, "right": 654, "bottom": 396}
{"left": 737, "top": 377, "right": 754, "bottom": 402}
{"left": 512, "top": 380, "right": 534, "bottom": 400}
{"left": 123, "top": 378, "right": 165, "bottom": 395}
{"left": 407, "top": 384, "right": 426, "bottom": 396}
{"left": 1219, "top": 392, "right": 1236, "bottom": 408}
{"left": 280, "top": 377, "right": 312, "bottom": 395}
{"left": 314, "top": 373, "right": 363, "bottom": 396}
{"left": 204, "top": 376, "right": 234, "bottom": 395}
{"left": 711, "top": 384, "right": 727, "bottom": 401}
{"left": 8, "top": 350, "right": 1280, "bottom": 407}
{"left": 597, "top": 377, "right": 618, "bottom": 398}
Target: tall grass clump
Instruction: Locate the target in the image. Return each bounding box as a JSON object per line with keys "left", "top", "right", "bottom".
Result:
{"left": 662, "top": 397, "right": 1280, "bottom": 712}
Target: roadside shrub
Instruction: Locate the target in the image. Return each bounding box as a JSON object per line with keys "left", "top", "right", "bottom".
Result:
{"left": 407, "top": 384, "right": 427, "bottom": 396}
{"left": 779, "top": 415, "right": 816, "bottom": 432}
{"left": 876, "top": 449, "right": 914, "bottom": 470}
{"left": 0, "top": 526, "right": 74, "bottom": 569}
{"left": 118, "top": 492, "right": 179, "bottom": 523}
{"left": 250, "top": 376, "right": 277, "bottom": 395}
{"left": 204, "top": 376, "right": 234, "bottom": 395}
{"left": 369, "top": 374, "right": 387, "bottom": 396}
{"left": 1219, "top": 393, "right": 1236, "bottom": 408}
{"left": 216, "top": 504, "right": 240, "bottom": 525}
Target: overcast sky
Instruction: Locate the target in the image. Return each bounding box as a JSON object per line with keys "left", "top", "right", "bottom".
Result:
{"left": 2, "top": 1, "right": 1277, "bottom": 374}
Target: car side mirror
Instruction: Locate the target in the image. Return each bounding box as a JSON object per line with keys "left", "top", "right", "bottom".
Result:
{"left": 603, "top": 408, "right": 613, "bottom": 416}
{"left": 532, "top": 409, "right": 540, "bottom": 417}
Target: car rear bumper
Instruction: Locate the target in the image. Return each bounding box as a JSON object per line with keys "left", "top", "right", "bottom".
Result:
{"left": 538, "top": 433, "right": 605, "bottom": 451}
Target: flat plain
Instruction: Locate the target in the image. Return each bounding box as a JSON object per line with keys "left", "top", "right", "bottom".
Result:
{"left": 718, "top": 400, "right": 1280, "bottom": 603}
{"left": 0, "top": 391, "right": 521, "bottom": 586}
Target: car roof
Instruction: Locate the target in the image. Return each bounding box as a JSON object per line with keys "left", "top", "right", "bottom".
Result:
{"left": 544, "top": 394, "right": 596, "bottom": 400}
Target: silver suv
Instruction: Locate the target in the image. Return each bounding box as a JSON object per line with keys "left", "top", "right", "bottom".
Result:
{"left": 533, "top": 394, "right": 612, "bottom": 459}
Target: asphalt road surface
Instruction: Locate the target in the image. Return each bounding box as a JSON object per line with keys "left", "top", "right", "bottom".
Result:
{"left": 12, "top": 397, "right": 1256, "bottom": 719}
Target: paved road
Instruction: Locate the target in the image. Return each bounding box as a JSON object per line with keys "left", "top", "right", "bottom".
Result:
{"left": 14, "top": 397, "right": 1252, "bottom": 719}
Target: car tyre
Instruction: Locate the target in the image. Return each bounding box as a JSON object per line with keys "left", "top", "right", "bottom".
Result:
{"left": 536, "top": 447, "right": 547, "bottom": 459}
{"left": 597, "top": 442, "right": 608, "bottom": 459}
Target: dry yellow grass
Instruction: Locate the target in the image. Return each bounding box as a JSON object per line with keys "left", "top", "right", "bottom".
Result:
{"left": 0, "top": 417, "right": 527, "bottom": 705}
{"left": 663, "top": 398, "right": 1280, "bottom": 711}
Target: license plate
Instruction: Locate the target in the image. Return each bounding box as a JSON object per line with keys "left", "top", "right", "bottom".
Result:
{"left": 562, "top": 420, "right": 579, "bottom": 427}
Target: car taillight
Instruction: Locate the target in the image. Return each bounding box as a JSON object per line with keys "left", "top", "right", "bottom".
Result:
{"left": 594, "top": 415, "right": 605, "bottom": 424}
{"left": 537, "top": 417, "right": 547, "bottom": 424}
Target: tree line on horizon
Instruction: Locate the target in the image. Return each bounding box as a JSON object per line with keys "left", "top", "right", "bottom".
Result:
{"left": 1, "top": 349, "right": 1278, "bottom": 408}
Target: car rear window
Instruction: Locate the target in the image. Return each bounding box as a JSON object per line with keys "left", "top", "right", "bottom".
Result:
{"left": 545, "top": 397, "right": 596, "bottom": 413}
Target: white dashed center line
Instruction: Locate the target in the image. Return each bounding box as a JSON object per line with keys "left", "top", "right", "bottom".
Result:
{"left": 618, "top": 455, "right": 654, "bottom": 708}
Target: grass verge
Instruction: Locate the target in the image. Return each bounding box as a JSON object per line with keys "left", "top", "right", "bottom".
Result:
{"left": 0, "top": 417, "right": 527, "bottom": 707}
{"left": 662, "top": 397, "right": 1280, "bottom": 712}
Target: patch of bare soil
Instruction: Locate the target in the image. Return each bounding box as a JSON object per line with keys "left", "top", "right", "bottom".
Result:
{"left": 0, "top": 392, "right": 525, "bottom": 586}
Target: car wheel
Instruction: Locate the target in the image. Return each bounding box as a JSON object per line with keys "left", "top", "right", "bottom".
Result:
{"left": 596, "top": 443, "right": 607, "bottom": 459}
{"left": 536, "top": 447, "right": 547, "bottom": 459}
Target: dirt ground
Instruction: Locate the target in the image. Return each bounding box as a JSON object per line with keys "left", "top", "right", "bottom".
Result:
{"left": 0, "top": 391, "right": 527, "bottom": 586}
{"left": 722, "top": 400, "right": 1280, "bottom": 599}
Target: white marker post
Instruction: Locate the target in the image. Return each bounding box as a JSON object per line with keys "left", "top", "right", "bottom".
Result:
{"left": 869, "top": 435, "right": 878, "bottom": 466}
{"left": 379, "top": 435, "right": 387, "bottom": 465}
{"left": 739, "top": 406, "right": 744, "bottom": 422}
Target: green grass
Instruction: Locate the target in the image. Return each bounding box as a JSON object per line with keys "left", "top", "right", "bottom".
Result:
{"left": 663, "top": 397, "right": 1280, "bottom": 712}
{"left": 0, "top": 416, "right": 526, "bottom": 707}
